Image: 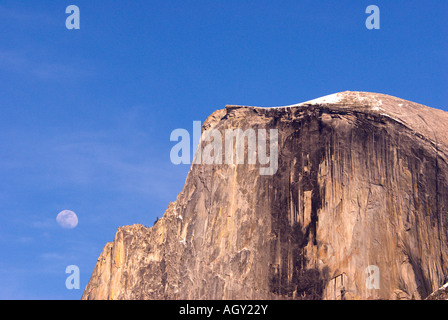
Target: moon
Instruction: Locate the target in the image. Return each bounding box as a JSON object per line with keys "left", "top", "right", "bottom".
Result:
{"left": 56, "top": 210, "right": 78, "bottom": 229}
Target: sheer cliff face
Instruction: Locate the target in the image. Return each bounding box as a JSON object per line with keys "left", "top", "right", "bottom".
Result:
{"left": 82, "top": 92, "right": 448, "bottom": 300}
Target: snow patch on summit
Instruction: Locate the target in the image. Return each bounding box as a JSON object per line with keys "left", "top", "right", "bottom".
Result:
{"left": 301, "top": 93, "right": 342, "bottom": 105}
{"left": 271, "top": 93, "right": 342, "bottom": 108}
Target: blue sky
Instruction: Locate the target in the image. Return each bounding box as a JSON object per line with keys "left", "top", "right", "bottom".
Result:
{"left": 0, "top": 0, "right": 446, "bottom": 299}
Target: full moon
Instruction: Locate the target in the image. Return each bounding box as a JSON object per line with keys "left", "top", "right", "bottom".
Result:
{"left": 56, "top": 210, "right": 78, "bottom": 229}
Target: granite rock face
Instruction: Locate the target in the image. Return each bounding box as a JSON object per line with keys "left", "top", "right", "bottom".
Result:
{"left": 82, "top": 91, "right": 448, "bottom": 300}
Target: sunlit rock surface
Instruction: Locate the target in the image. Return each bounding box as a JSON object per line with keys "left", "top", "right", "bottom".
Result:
{"left": 82, "top": 91, "right": 448, "bottom": 300}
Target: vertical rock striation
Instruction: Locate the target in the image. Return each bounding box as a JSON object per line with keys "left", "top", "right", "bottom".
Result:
{"left": 82, "top": 91, "right": 448, "bottom": 300}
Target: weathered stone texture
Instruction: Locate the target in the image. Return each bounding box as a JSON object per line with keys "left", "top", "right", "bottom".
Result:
{"left": 82, "top": 92, "right": 448, "bottom": 300}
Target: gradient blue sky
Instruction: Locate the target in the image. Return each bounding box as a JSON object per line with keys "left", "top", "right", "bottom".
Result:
{"left": 0, "top": 0, "right": 446, "bottom": 299}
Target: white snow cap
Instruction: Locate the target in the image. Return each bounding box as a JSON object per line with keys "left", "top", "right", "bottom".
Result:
{"left": 300, "top": 93, "right": 342, "bottom": 105}
{"left": 269, "top": 91, "right": 383, "bottom": 110}
{"left": 268, "top": 92, "right": 343, "bottom": 108}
